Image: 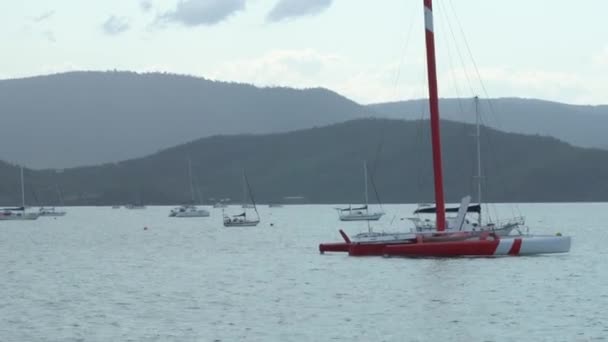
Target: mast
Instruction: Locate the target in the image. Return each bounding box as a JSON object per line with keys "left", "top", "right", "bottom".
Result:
{"left": 474, "top": 96, "right": 482, "bottom": 225}
{"left": 20, "top": 166, "right": 25, "bottom": 208}
{"left": 242, "top": 169, "right": 247, "bottom": 208}
{"left": 188, "top": 158, "right": 195, "bottom": 203}
{"left": 423, "top": 0, "right": 446, "bottom": 230}
{"left": 363, "top": 160, "right": 369, "bottom": 213}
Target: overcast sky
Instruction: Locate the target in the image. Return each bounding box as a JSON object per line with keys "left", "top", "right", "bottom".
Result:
{"left": 1, "top": 0, "right": 606, "bottom": 104}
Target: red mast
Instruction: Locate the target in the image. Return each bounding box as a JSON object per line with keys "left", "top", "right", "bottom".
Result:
{"left": 423, "top": 0, "right": 446, "bottom": 231}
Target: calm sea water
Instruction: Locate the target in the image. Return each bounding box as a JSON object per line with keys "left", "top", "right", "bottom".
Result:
{"left": 1, "top": 203, "right": 606, "bottom": 341}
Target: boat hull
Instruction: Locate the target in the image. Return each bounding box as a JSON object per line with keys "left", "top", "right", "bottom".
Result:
{"left": 320, "top": 231, "right": 571, "bottom": 257}
{"left": 39, "top": 211, "right": 66, "bottom": 217}
{"left": 0, "top": 213, "right": 39, "bottom": 220}
{"left": 223, "top": 221, "right": 259, "bottom": 227}
{"left": 382, "top": 235, "right": 571, "bottom": 257}
{"left": 339, "top": 213, "right": 384, "bottom": 221}
{"left": 170, "top": 210, "right": 210, "bottom": 218}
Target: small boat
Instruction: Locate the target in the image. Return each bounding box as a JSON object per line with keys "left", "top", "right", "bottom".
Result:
{"left": 223, "top": 212, "right": 260, "bottom": 227}
{"left": 0, "top": 167, "right": 39, "bottom": 220}
{"left": 0, "top": 207, "right": 39, "bottom": 220}
{"left": 223, "top": 170, "right": 260, "bottom": 227}
{"left": 111, "top": 205, "right": 120, "bottom": 209}
{"left": 125, "top": 204, "right": 146, "bottom": 210}
{"left": 169, "top": 159, "right": 210, "bottom": 218}
{"left": 38, "top": 207, "right": 67, "bottom": 217}
{"left": 213, "top": 199, "right": 229, "bottom": 208}
{"left": 268, "top": 203, "right": 283, "bottom": 208}
{"left": 336, "top": 161, "right": 384, "bottom": 221}
{"left": 170, "top": 204, "right": 210, "bottom": 218}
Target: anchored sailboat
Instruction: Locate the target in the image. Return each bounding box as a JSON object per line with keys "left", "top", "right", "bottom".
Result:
{"left": 170, "top": 159, "right": 210, "bottom": 218}
{"left": 0, "top": 166, "right": 39, "bottom": 220}
{"left": 336, "top": 161, "right": 384, "bottom": 221}
{"left": 39, "top": 185, "right": 67, "bottom": 217}
{"left": 223, "top": 170, "right": 260, "bottom": 227}
{"left": 319, "top": 0, "right": 570, "bottom": 257}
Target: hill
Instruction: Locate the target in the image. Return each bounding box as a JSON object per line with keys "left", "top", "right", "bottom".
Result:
{"left": 2, "top": 118, "right": 608, "bottom": 205}
{"left": 369, "top": 98, "right": 608, "bottom": 149}
{"left": 0, "top": 71, "right": 370, "bottom": 168}
{"left": 3, "top": 71, "right": 607, "bottom": 170}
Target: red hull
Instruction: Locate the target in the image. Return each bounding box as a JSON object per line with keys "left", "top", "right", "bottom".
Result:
{"left": 348, "top": 242, "right": 408, "bottom": 256}
{"left": 382, "top": 239, "right": 499, "bottom": 257}
{"left": 319, "top": 242, "right": 350, "bottom": 253}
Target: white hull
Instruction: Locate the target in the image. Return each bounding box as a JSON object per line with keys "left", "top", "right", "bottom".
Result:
{"left": 0, "top": 212, "right": 39, "bottom": 220}
{"left": 223, "top": 220, "right": 259, "bottom": 227}
{"left": 39, "top": 208, "right": 67, "bottom": 217}
{"left": 493, "top": 235, "right": 571, "bottom": 255}
{"left": 170, "top": 210, "right": 210, "bottom": 218}
{"left": 339, "top": 212, "right": 384, "bottom": 221}
{"left": 39, "top": 212, "right": 66, "bottom": 217}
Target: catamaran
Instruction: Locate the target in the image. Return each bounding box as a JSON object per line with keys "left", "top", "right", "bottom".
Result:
{"left": 0, "top": 167, "right": 39, "bottom": 220}
{"left": 336, "top": 161, "right": 384, "bottom": 221}
{"left": 223, "top": 170, "right": 260, "bottom": 227}
{"left": 169, "top": 159, "right": 210, "bottom": 218}
{"left": 319, "top": 0, "right": 570, "bottom": 257}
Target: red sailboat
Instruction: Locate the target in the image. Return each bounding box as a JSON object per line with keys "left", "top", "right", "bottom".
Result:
{"left": 319, "top": 0, "right": 571, "bottom": 257}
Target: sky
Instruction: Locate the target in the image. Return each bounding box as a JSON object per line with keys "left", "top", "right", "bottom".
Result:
{"left": 1, "top": 0, "right": 606, "bottom": 105}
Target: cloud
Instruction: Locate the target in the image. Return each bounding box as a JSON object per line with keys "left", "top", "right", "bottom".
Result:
{"left": 158, "top": 0, "right": 246, "bottom": 27}
{"left": 267, "top": 0, "right": 333, "bottom": 22}
{"left": 42, "top": 31, "right": 56, "bottom": 43}
{"left": 102, "top": 16, "right": 130, "bottom": 35}
{"left": 207, "top": 49, "right": 410, "bottom": 103}
{"left": 140, "top": 0, "right": 153, "bottom": 12}
{"left": 33, "top": 10, "right": 55, "bottom": 23}
{"left": 593, "top": 47, "right": 608, "bottom": 67}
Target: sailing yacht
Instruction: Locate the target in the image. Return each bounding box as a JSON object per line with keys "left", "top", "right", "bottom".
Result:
{"left": 336, "top": 161, "right": 384, "bottom": 221}
{"left": 169, "top": 159, "right": 210, "bottom": 218}
{"left": 0, "top": 167, "right": 39, "bottom": 220}
{"left": 39, "top": 185, "right": 67, "bottom": 217}
{"left": 320, "top": 0, "right": 570, "bottom": 257}
{"left": 223, "top": 170, "right": 260, "bottom": 227}
{"left": 409, "top": 97, "right": 523, "bottom": 236}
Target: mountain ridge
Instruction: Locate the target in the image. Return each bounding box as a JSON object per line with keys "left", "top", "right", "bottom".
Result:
{"left": 2, "top": 118, "right": 608, "bottom": 206}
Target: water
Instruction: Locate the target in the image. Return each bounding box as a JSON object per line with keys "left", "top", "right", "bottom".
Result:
{"left": 1, "top": 203, "right": 606, "bottom": 341}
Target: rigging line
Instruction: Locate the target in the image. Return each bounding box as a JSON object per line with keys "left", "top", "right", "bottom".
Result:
{"left": 447, "top": 0, "right": 515, "bottom": 221}
{"left": 368, "top": 0, "right": 419, "bottom": 207}
{"left": 389, "top": 0, "right": 419, "bottom": 98}
{"left": 243, "top": 169, "right": 259, "bottom": 216}
{"left": 437, "top": 1, "right": 477, "bottom": 196}
{"left": 447, "top": 0, "right": 503, "bottom": 130}
{"left": 439, "top": 0, "right": 476, "bottom": 96}
{"left": 436, "top": 0, "right": 467, "bottom": 114}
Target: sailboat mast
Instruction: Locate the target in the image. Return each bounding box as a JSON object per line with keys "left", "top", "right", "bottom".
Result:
{"left": 188, "top": 158, "right": 195, "bottom": 203}
{"left": 20, "top": 166, "right": 25, "bottom": 208}
{"left": 363, "top": 161, "right": 369, "bottom": 212}
{"left": 242, "top": 169, "right": 247, "bottom": 207}
{"left": 423, "top": 0, "right": 446, "bottom": 231}
{"left": 474, "top": 96, "right": 482, "bottom": 225}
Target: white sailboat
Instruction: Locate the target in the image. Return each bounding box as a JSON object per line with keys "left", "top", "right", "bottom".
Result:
{"left": 0, "top": 167, "right": 39, "bottom": 220}
{"left": 410, "top": 97, "right": 523, "bottom": 237}
{"left": 170, "top": 159, "right": 210, "bottom": 218}
{"left": 223, "top": 170, "right": 260, "bottom": 227}
{"left": 39, "top": 185, "right": 67, "bottom": 217}
{"left": 336, "top": 161, "right": 384, "bottom": 221}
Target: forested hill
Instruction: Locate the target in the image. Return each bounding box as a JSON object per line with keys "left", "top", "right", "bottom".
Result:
{"left": 0, "top": 71, "right": 370, "bottom": 168}
{"left": 2, "top": 118, "right": 608, "bottom": 205}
